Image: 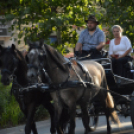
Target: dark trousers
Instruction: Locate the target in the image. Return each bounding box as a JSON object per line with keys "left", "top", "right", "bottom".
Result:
{"left": 112, "top": 56, "right": 132, "bottom": 77}
{"left": 81, "top": 50, "right": 102, "bottom": 59}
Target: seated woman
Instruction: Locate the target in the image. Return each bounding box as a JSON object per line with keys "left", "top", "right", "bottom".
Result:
{"left": 109, "top": 25, "right": 132, "bottom": 77}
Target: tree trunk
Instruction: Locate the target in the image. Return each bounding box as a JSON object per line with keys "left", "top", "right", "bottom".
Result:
{"left": 56, "top": 26, "right": 62, "bottom": 45}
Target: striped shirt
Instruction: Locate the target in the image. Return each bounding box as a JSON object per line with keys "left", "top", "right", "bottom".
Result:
{"left": 77, "top": 28, "right": 105, "bottom": 51}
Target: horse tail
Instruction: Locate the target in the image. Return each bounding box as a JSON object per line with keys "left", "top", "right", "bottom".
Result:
{"left": 106, "top": 88, "right": 121, "bottom": 126}
{"left": 100, "top": 68, "right": 120, "bottom": 126}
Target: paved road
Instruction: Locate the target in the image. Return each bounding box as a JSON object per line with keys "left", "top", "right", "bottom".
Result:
{"left": 0, "top": 116, "right": 134, "bottom": 134}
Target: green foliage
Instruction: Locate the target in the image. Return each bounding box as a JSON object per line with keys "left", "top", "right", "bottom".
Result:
{"left": 2, "top": 0, "right": 134, "bottom": 49}
{"left": 2, "top": 0, "right": 101, "bottom": 52}
{"left": 0, "top": 76, "right": 49, "bottom": 128}
{"left": 0, "top": 96, "right": 23, "bottom": 127}
{"left": 34, "top": 105, "right": 49, "bottom": 121}
{"left": 0, "top": 76, "right": 24, "bottom": 127}
{"left": 98, "top": 0, "right": 134, "bottom": 46}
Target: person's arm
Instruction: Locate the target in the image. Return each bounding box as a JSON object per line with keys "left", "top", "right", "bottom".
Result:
{"left": 110, "top": 54, "right": 116, "bottom": 58}
{"left": 118, "top": 36, "right": 132, "bottom": 59}
{"left": 75, "top": 31, "right": 84, "bottom": 51}
{"left": 96, "top": 42, "right": 105, "bottom": 50}
{"left": 75, "top": 42, "right": 82, "bottom": 51}
{"left": 108, "top": 40, "right": 115, "bottom": 58}
{"left": 96, "top": 31, "right": 106, "bottom": 51}
{"left": 118, "top": 48, "right": 132, "bottom": 59}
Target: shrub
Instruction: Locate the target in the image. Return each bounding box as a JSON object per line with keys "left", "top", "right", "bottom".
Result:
{"left": 0, "top": 76, "right": 49, "bottom": 128}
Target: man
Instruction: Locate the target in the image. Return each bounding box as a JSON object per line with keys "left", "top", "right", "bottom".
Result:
{"left": 75, "top": 15, "right": 106, "bottom": 59}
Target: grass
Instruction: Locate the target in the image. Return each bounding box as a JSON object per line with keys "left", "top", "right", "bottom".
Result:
{"left": 0, "top": 76, "right": 49, "bottom": 129}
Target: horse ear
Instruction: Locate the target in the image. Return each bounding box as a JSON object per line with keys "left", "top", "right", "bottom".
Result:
{"left": 11, "top": 44, "right": 16, "bottom": 50}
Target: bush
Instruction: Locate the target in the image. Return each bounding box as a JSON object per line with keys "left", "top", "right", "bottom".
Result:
{"left": 34, "top": 105, "right": 49, "bottom": 121}
{"left": 0, "top": 76, "right": 49, "bottom": 128}
{"left": 0, "top": 77, "right": 24, "bottom": 128}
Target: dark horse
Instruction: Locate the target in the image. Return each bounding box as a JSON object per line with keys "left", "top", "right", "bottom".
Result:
{"left": 0, "top": 44, "right": 56, "bottom": 134}
{"left": 27, "top": 43, "right": 120, "bottom": 134}
{"left": 26, "top": 42, "right": 70, "bottom": 134}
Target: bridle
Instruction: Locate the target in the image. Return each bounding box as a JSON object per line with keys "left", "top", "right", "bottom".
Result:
{"left": 27, "top": 46, "right": 71, "bottom": 85}
{"left": 1, "top": 56, "right": 19, "bottom": 80}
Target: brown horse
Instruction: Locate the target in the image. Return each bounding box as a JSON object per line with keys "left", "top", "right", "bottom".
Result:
{"left": 27, "top": 43, "right": 120, "bottom": 134}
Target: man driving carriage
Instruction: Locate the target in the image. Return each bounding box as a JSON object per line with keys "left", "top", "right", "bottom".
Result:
{"left": 74, "top": 15, "right": 106, "bottom": 59}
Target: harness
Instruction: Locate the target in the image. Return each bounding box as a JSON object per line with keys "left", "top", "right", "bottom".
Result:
{"left": 17, "top": 58, "right": 95, "bottom": 104}
{"left": 10, "top": 47, "right": 96, "bottom": 111}
{"left": 11, "top": 76, "right": 26, "bottom": 111}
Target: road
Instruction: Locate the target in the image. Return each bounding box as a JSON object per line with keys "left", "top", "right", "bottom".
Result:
{"left": 0, "top": 116, "right": 134, "bottom": 134}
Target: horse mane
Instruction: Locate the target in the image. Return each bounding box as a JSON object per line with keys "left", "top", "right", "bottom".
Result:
{"left": 44, "top": 45, "right": 68, "bottom": 72}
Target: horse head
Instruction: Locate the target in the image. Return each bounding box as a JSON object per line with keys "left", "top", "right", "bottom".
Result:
{"left": 26, "top": 40, "right": 45, "bottom": 83}
{"left": 27, "top": 42, "right": 69, "bottom": 84}
{"left": 0, "top": 44, "right": 27, "bottom": 85}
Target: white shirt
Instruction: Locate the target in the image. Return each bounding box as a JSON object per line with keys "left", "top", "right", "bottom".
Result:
{"left": 109, "top": 36, "right": 132, "bottom": 57}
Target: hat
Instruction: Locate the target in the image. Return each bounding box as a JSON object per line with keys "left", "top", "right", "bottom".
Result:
{"left": 85, "top": 15, "right": 99, "bottom": 25}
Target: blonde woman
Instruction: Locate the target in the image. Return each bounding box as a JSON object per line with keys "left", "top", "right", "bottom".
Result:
{"left": 109, "top": 25, "right": 132, "bottom": 77}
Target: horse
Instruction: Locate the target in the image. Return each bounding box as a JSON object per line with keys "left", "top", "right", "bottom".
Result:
{"left": 26, "top": 43, "right": 120, "bottom": 134}
{"left": 0, "top": 44, "right": 56, "bottom": 134}
{"left": 26, "top": 42, "right": 70, "bottom": 134}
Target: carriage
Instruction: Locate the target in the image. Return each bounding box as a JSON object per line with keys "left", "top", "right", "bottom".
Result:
{"left": 74, "top": 57, "right": 134, "bottom": 132}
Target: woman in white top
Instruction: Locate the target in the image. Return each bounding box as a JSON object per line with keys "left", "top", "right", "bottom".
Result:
{"left": 109, "top": 25, "right": 132, "bottom": 77}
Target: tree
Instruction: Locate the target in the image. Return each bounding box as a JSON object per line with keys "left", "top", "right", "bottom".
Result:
{"left": 1, "top": 0, "right": 103, "bottom": 53}
{"left": 98, "top": 0, "right": 134, "bottom": 46}
{"left": 4, "top": 0, "right": 133, "bottom": 51}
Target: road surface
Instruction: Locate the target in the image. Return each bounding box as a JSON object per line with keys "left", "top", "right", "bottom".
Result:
{"left": 0, "top": 116, "right": 134, "bottom": 134}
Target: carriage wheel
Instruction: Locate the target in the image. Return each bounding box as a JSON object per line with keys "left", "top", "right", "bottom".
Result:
{"left": 88, "top": 104, "right": 99, "bottom": 132}
{"left": 130, "top": 97, "right": 134, "bottom": 128}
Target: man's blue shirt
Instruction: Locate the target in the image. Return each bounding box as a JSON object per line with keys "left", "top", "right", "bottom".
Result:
{"left": 77, "top": 27, "right": 105, "bottom": 51}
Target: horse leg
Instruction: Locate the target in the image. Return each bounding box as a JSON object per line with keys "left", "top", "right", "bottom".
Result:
{"left": 25, "top": 103, "right": 36, "bottom": 134}
{"left": 103, "top": 100, "right": 111, "bottom": 134}
{"left": 99, "top": 90, "right": 120, "bottom": 134}
{"left": 68, "top": 105, "right": 76, "bottom": 134}
{"left": 31, "top": 121, "right": 38, "bottom": 134}
{"left": 97, "top": 89, "right": 111, "bottom": 134}
{"left": 50, "top": 92, "right": 64, "bottom": 134}
{"left": 59, "top": 108, "right": 70, "bottom": 133}
{"left": 43, "top": 102, "right": 56, "bottom": 134}
{"left": 52, "top": 101, "right": 63, "bottom": 134}
{"left": 19, "top": 103, "right": 37, "bottom": 134}
{"left": 80, "top": 104, "right": 89, "bottom": 134}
